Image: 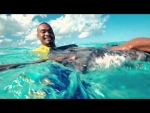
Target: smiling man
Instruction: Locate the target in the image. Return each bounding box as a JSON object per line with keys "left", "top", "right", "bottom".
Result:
{"left": 32, "top": 22, "right": 56, "bottom": 58}
{"left": 32, "top": 22, "right": 75, "bottom": 61}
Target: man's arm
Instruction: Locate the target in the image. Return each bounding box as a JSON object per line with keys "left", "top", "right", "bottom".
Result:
{"left": 111, "top": 37, "right": 150, "bottom": 52}
{"left": 0, "top": 56, "right": 76, "bottom": 71}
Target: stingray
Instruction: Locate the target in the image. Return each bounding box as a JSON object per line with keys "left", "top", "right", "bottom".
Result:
{"left": 48, "top": 44, "right": 150, "bottom": 73}
{"left": 0, "top": 44, "right": 150, "bottom": 73}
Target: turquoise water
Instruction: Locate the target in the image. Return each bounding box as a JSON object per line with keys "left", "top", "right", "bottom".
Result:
{"left": 0, "top": 41, "right": 150, "bottom": 99}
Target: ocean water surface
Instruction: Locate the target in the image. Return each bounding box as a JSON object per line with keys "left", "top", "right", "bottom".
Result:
{"left": 0, "top": 41, "right": 150, "bottom": 99}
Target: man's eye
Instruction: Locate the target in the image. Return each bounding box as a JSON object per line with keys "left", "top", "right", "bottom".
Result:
{"left": 41, "top": 30, "right": 46, "bottom": 33}
{"left": 41, "top": 30, "right": 53, "bottom": 34}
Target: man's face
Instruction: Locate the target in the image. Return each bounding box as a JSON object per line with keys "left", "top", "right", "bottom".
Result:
{"left": 37, "top": 24, "right": 55, "bottom": 47}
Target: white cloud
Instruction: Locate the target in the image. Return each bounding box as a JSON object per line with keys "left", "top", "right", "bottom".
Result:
{"left": 49, "top": 14, "right": 109, "bottom": 39}
{"left": 0, "top": 14, "right": 34, "bottom": 36}
{"left": 24, "top": 27, "right": 37, "bottom": 41}
{"left": 0, "top": 38, "right": 12, "bottom": 47}
{"left": 18, "top": 40, "right": 26, "bottom": 46}
{"left": 0, "top": 14, "right": 109, "bottom": 47}
{"left": 30, "top": 40, "right": 41, "bottom": 46}
{"left": 0, "top": 14, "right": 46, "bottom": 47}
{"left": 0, "top": 36, "right": 4, "bottom": 38}
{"left": 37, "top": 14, "right": 47, "bottom": 18}
{"left": 78, "top": 32, "right": 90, "bottom": 38}
{"left": 0, "top": 40, "right": 2, "bottom": 43}
{"left": 0, "top": 38, "right": 12, "bottom": 44}
{"left": 0, "top": 14, "right": 46, "bottom": 36}
{"left": 11, "top": 14, "right": 35, "bottom": 25}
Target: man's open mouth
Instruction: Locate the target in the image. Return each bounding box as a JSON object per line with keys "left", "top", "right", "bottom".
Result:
{"left": 44, "top": 37, "right": 51, "bottom": 41}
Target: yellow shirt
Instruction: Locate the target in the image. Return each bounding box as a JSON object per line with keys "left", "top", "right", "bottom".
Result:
{"left": 32, "top": 45, "right": 51, "bottom": 58}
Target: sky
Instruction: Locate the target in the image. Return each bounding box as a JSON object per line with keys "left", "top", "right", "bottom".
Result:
{"left": 0, "top": 14, "right": 150, "bottom": 48}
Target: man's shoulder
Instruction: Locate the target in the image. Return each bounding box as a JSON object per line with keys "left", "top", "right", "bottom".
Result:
{"left": 32, "top": 47, "right": 41, "bottom": 52}
{"left": 32, "top": 45, "right": 51, "bottom": 53}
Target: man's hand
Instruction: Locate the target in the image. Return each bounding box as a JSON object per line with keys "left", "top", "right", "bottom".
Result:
{"left": 65, "top": 56, "right": 76, "bottom": 61}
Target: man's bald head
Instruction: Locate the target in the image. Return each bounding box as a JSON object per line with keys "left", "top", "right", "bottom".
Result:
{"left": 37, "top": 22, "right": 52, "bottom": 32}
{"left": 37, "top": 22, "right": 56, "bottom": 47}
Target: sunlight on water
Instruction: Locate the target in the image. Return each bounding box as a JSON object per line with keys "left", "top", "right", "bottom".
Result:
{"left": 0, "top": 42, "right": 150, "bottom": 99}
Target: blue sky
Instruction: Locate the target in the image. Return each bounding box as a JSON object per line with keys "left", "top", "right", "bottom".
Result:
{"left": 0, "top": 14, "right": 150, "bottom": 48}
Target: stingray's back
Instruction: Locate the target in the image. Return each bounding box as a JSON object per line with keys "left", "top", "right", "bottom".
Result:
{"left": 48, "top": 44, "right": 150, "bottom": 73}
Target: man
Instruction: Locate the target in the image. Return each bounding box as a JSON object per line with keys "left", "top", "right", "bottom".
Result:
{"left": 32, "top": 22, "right": 56, "bottom": 58}
{"left": 32, "top": 22, "right": 75, "bottom": 60}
